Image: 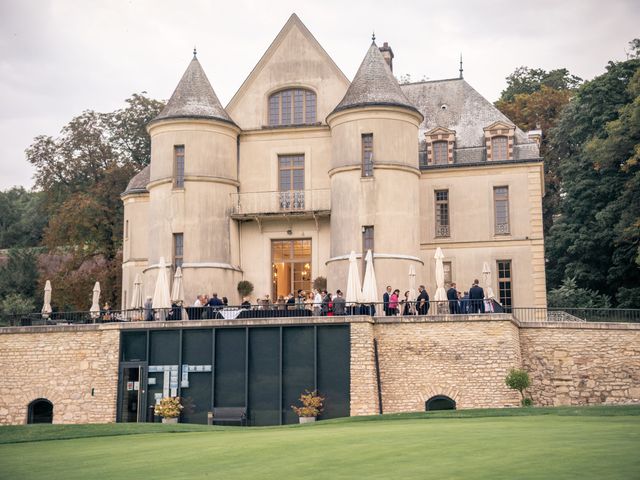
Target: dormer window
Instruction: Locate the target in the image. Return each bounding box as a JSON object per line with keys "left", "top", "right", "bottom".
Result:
{"left": 491, "top": 136, "right": 508, "bottom": 161}
{"left": 425, "top": 127, "right": 455, "bottom": 165}
{"left": 268, "top": 89, "right": 317, "bottom": 126}
{"left": 484, "top": 122, "right": 515, "bottom": 161}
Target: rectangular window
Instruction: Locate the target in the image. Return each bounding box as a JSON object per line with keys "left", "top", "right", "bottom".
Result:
{"left": 491, "top": 136, "right": 508, "bottom": 161}
{"left": 174, "top": 145, "right": 185, "bottom": 188}
{"left": 443, "top": 261, "right": 452, "bottom": 287}
{"left": 433, "top": 141, "right": 448, "bottom": 165}
{"left": 278, "top": 155, "right": 305, "bottom": 210}
{"left": 173, "top": 233, "right": 184, "bottom": 270}
{"left": 269, "top": 93, "right": 280, "bottom": 126}
{"left": 125, "top": 220, "right": 129, "bottom": 240}
{"left": 305, "top": 91, "right": 316, "bottom": 123}
{"left": 497, "top": 260, "right": 513, "bottom": 311}
{"left": 362, "top": 134, "right": 373, "bottom": 177}
{"left": 435, "top": 190, "right": 450, "bottom": 237}
{"left": 271, "top": 239, "right": 312, "bottom": 299}
{"left": 494, "top": 186, "right": 510, "bottom": 234}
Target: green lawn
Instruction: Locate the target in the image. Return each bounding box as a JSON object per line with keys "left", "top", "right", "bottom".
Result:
{"left": 1, "top": 406, "right": 639, "bottom": 480}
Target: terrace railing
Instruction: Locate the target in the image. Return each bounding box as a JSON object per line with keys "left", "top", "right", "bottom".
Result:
{"left": 2, "top": 302, "right": 639, "bottom": 328}
{"left": 230, "top": 189, "right": 331, "bottom": 216}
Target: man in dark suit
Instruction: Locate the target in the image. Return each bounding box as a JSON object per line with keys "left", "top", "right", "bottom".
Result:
{"left": 447, "top": 282, "right": 460, "bottom": 314}
{"left": 468, "top": 280, "right": 485, "bottom": 313}
{"left": 416, "top": 285, "right": 430, "bottom": 315}
{"left": 383, "top": 286, "right": 392, "bottom": 316}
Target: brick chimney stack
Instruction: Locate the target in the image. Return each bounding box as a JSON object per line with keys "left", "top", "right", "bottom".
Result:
{"left": 379, "top": 42, "right": 394, "bottom": 71}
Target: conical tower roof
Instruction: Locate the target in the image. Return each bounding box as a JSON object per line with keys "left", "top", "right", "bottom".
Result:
{"left": 332, "top": 41, "right": 420, "bottom": 116}
{"left": 152, "top": 52, "right": 235, "bottom": 125}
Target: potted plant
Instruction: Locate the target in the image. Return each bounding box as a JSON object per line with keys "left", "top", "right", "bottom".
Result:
{"left": 291, "top": 390, "right": 324, "bottom": 424}
{"left": 237, "top": 280, "right": 254, "bottom": 300}
{"left": 154, "top": 396, "right": 183, "bottom": 423}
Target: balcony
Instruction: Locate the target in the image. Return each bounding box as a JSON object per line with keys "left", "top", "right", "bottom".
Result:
{"left": 230, "top": 189, "right": 331, "bottom": 220}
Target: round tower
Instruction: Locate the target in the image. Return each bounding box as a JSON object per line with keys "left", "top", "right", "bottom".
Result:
{"left": 326, "top": 41, "right": 423, "bottom": 295}
{"left": 145, "top": 51, "right": 241, "bottom": 303}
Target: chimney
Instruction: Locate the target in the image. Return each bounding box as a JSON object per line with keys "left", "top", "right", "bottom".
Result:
{"left": 379, "top": 42, "right": 394, "bottom": 71}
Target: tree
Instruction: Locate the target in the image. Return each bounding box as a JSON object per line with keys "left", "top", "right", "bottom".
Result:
{"left": 0, "top": 248, "right": 39, "bottom": 300}
{"left": 547, "top": 277, "right": 611, "bottom": 308}
{"left": 237, "top": 280, "right": 254, "bottom": 299}
{"left": 546, "top": 57, "right": 640, "bottom": 305}
{"left": 505, "top": 368, "right": 531, "bottom": 407}
{"left": 25, "top": 93, "right": 164, "bottom": 309}
{"left": 0, "top": 188, "right": 48, "bottom": 249}
{"left": 499, "top": 66, "right": 582, "bottom": 103}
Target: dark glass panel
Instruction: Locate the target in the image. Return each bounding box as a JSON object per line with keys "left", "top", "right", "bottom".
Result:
{"left": 317, "top": 326, "right": 350, "bottom": 420}
{"left": 149, "top": 330, "right": 179, "bottom": 365}
{"left": 282, "top": 327, "right": 315, "bottom": 424}
{"left": 122, "top": 331, "right": 147, "bottom": 362}
{"left": 248, "top": 328, "right": 280, "bottom": 426}
{"left": 215, "top": 328, "right": 246, "bottom": 408}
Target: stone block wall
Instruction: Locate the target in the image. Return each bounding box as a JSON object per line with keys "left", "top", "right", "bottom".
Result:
{"left": 0, "top": 326, "right": 120, "bottom": 425}
{"left": 371, "top": 316, "right": 522, "bottom": 413}
{"left": 520, "top": 323, "right": 640, "bottom": 406}
{"left": 349, "top": 319, "right": 379, "bottom": 416}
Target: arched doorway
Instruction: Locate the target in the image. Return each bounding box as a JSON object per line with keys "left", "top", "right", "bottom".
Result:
{"left": 425, "top": 395, "right": 456, "bottom": 411}
{"left": 27, "top": 398, "right": 53, "bottom": 424}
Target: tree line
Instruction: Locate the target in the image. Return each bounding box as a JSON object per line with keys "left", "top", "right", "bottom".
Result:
{"left": 1, "top": 41, "right": 639, "bottom": 314}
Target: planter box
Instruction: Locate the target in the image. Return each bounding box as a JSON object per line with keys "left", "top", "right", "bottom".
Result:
{"left": 299, "top": 417, "right": 316, "bottom": 424}
{"left": 162, "top": 417, "right": 179, "bottom": 424}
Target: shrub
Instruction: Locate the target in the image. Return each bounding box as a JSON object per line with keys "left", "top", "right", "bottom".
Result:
{"left": 313, "top": 276, "right": 327, "bottom": 292}
{"left": 522, "top": 397, "right": 534, "bottom": 407}
{"left": 547, "top": 277, "right": 611, "bottom": 308}
{"left": 291, "top": 390, "right": 325, "bottom": 418}
{"left": 1, "top": 293, "right": 36, "bottom": 316}
{"left": 505, "top": 368, "right": 532, "bottom": 406}
{"left": 154, "top": 396, "right": 183, "bottom": 418}
{"left": 237, "top": 280, "right": 254, "bottom": 298}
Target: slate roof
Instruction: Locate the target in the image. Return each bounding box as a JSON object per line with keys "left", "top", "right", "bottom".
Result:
{"left": 332, "top": 42, "right": 421, "bottom": 116}
{"left": 122, "top": 165, "right": 150, "bottom": 195}
{"left": 400, "top": 78, "right": 535, "bottom": 149}
{"left": 152, "top": 55, "right": 235, "bottom": 125}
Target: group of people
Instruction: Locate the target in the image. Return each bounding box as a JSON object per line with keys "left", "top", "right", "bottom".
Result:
{"left": 137, "top": 279, "right": 496, "bottom": 321}
{"left": 189, "top": 289, "right": 349, "bottom": 316}
{"left": 382, "top": 279, "right": 495, "bottom": 316}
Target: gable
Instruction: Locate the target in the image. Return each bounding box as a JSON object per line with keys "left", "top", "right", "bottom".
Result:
{"left": 226, "top": 14, "right": 350, "bottom": 130}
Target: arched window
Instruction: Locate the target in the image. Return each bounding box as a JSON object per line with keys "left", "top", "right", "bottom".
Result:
{"left": 491, "top": 136, "right": 508, "bottom": 161}
{"left": 27, "top": 398, "right": 53, "bottom": 424}
{"left": 425, "top": 395, "right": 456, "bottom": 411}
{"left": 268, "top": 89, "right": 317, "bottom": 126}
{"left": 432, "top": 141, "right": 449, "bottom": 165}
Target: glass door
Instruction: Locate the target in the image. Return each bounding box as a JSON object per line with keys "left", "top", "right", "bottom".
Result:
{"left": 118, "top": 364, "right": 147, "bottom": 422}
{"left": 272, "top": 239, "right": 312, "bottom": 299}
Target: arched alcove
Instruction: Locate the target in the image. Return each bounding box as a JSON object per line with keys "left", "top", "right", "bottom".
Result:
{"left": 425, "top": 395, "right": 456, "bottom": 411}
{"left": 27, "top": 398, "right": 53, "bottom": 424}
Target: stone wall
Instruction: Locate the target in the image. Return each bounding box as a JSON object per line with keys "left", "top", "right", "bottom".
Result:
{"left": 0, "top": 326, "right": 120, "bottom": 425}
{"left": 372, "top": 316, "right": 522, "bottom": 413}
{"left": 349, "top": 319, "right": 379, "bottom": 416}
{"left": 520, "top": 322, "right": 640, "bottom": 406}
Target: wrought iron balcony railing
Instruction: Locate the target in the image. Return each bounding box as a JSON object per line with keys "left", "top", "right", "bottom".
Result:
{"left": 231, "top": 189, "right": 331, "bottom": 216}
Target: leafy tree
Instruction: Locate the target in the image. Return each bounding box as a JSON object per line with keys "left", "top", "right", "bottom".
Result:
{"left": 505, "top": 368, "right": 531, "bottom": 407}
{"left": 546, "top": 57, "right": 640, "bottom": 305}
{"left": 237, "top": 280, "right": 254, "bottom": 299}
{"left": 547, "top": 277, "right": 611, "bottom": 308}
{"left": 0, "top": 188, "right": 48, "bottom": 249}
{"left": 25, "top": 93, "right": 164, "bottom": 309}
{"left": 499, "top": 66, "right": 582, "bottom": 103}
{"left": 0, "top": 248, "right": 39, "bottom": 299}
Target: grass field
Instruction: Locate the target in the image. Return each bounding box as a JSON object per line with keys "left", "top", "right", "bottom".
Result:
{"left": 0, "top": 406, "right": 639, "bottom": 479}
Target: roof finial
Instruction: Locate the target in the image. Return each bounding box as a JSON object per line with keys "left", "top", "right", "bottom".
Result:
{"left": 193, "top": 46, "right": 197, "bottom": 59}
{"left": 459, "top": 53, "right": 463, "bottom": 79}
{"left": 372, "top": 31, "right": 376, "bottom": 42}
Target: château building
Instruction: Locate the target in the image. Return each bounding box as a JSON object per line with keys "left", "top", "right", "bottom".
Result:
{"left": 121, "top": 14, "right": 546, "bottom": 309}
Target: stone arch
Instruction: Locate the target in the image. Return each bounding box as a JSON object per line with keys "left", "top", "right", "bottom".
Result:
{"left": 27, "top": 398, "right": 54, "bottom": 424}
{"left": 418, "top": 386, "right": 461, "bottom": 409}
{"left": 425, "top": 395, "right": 456, "bottom": 411}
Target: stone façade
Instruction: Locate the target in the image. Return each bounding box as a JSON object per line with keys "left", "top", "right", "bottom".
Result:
{"left": 0, "top": 316, "right": 638, "bottom": 424}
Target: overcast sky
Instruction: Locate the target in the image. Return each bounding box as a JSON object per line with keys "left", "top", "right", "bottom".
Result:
{"left": 1, "top": 0, "right": 638, "bottom": 190}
